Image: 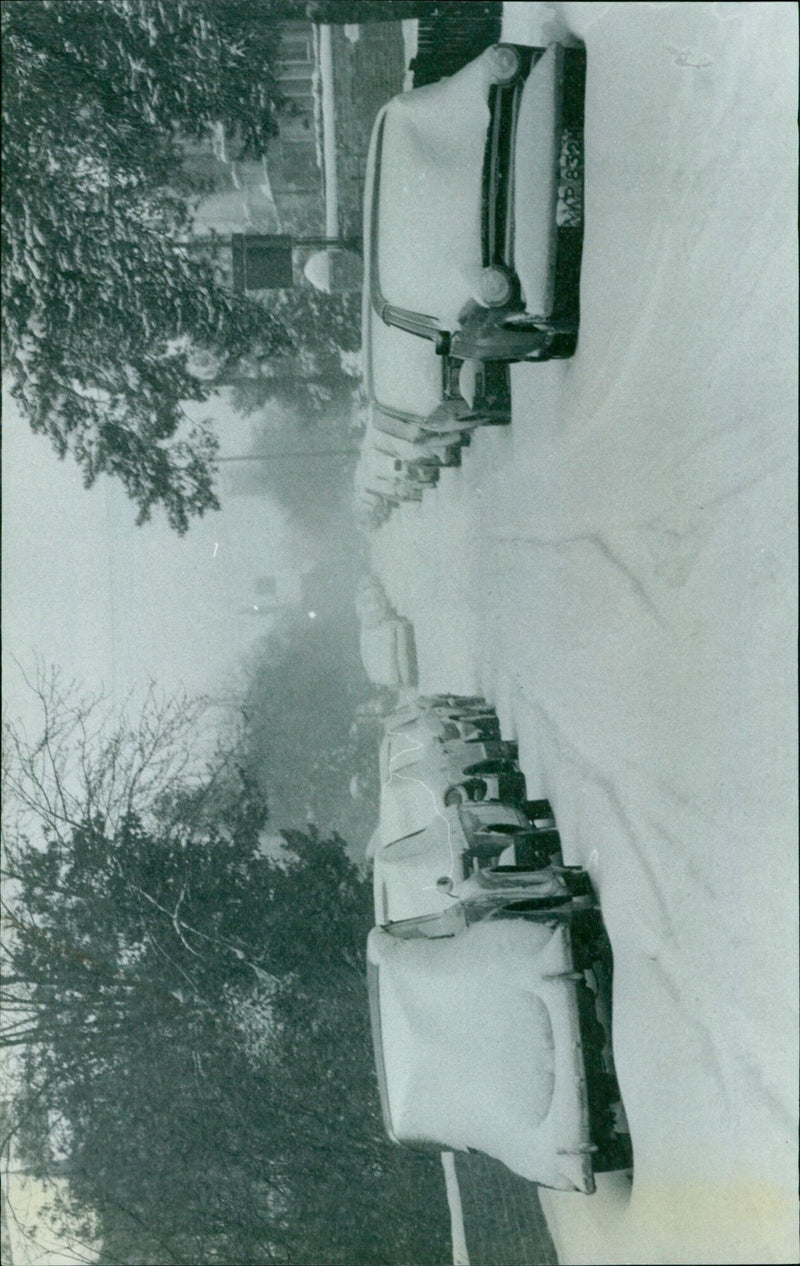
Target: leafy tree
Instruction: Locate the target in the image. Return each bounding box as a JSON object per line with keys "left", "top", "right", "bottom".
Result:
{"left": 237, "top": 583, "right": 382, "bottom": 847}
{"left": 230, "top": 286, "right": 362, "bottom": 422}
{"left": 306, "top": 1, "right": 482, "bottom": 21}
{"left": 1, "top": 1, "right": 294, "bottom": 532}
{"left": 2, "top": 670, "right": 449, "bottom": 1264}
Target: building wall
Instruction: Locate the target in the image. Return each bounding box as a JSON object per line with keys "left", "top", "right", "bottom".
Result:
{"left": 329, "top": 22, "right": 407, "bottom": 239}
{"left": 185, "top": 21, "right": 324, "bottom": 243}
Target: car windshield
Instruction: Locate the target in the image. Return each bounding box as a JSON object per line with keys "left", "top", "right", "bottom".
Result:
{"left": 365, "top": 112, "right": 449, "bottom": 419}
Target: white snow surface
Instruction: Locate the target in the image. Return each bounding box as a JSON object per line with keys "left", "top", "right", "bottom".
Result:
{"left": 369, "top": 920, "right": 596, "bottom": 1191}
{"left": 371, "top": 3, "right": 798, "bottom": 1262}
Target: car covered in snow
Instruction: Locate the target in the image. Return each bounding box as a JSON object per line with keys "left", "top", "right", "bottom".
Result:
{"left": 363, "top": 42, "right": 585, "bottom": 374}
{"left": 355, "top": 444, "right": 437, "bottom": 508}
{"left": 367, "top": 901, "right": 630, "bottom": 1192}
{"left": 384, "top": 693, "right": 503, "bottom": 744}
{"left": 367, "top": 405, "right": 464, "bottom": 470}
{"left": 367, "top": 689, "right": 630, "bottom": 1189}
{"left": 374, "top": 781, "right": 562, "bottom": 927}
{"left": 380, "top": 719, "right": 523, "bottom": 808}
{"left": 354, "top": 488, "right": 393, "bottom": 531}
{"left": 356, "top": 576, "right": 417, "bottom": 689}
{"left": 360, "top": 617, "right": 417, "bottom": 689}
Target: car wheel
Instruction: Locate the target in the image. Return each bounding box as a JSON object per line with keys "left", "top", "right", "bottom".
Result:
{"left": 546, "top": 331, "right": 578, "bottom": 359}
{"left": 461, "top": 758, "right": 518, "bottom": 777}
{"left": 469, "top": 824, "right": 531, "bottom": 859}
{"left": 444, "top": 779, "right": 488, "bottom": 807}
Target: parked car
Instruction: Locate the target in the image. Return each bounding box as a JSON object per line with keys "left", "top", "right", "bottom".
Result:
{"left": 354, "top": 490, "right": 393, "bottom": 531}
{"left": 370, "top": 405, "right": 465, "bottom": 466}
{"left": 380, "top": 721, "right": 522, "bottom": 808}
{"left": 374, "top": 783, "right": 560, "bottom": 928}
{"left": 356, "top": 576, "right": 418, "bottom": 689}
{"left": 385, "top": 694, "right": 503, "bottom": 743}
{"left": 355, "top": 446, "right": 433, "bottom": 506}
{"left": 367, "top": 887, "right": 631, "bottom": 1192}
{"left": 363, "top": 42, "right": 585, "bottom": 371}
{"left": 356, "top": 574, "right": 392, "bottom": 626}
{"left": 360, "top": 618, "right": 417, "bottom": 688}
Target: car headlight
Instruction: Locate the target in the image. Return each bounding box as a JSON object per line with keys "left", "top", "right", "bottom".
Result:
{"left": 487, "top": 43, "right": 523, "bottom": 87}
{"left": 474, "top": 265, "right": 515, "bottom": 309}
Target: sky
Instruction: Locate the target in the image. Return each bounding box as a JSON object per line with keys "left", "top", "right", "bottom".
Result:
{"left": 2, "top": 385, "right": 312, "bottom": 742}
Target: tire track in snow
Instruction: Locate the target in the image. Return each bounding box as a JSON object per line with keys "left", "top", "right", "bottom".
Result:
{"left": 492, "top": 531, "right": 665, "bottom": 626}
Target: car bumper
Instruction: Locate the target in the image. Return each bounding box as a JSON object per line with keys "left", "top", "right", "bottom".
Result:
{"left": 453, "top": 44, "right": 586, "bottom": 362}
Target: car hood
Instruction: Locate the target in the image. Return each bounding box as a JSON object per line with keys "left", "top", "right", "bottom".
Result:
{"left": 374, "top": 806, "right": 465, "bottom": 923}
{"left": 373, "top": 52, "right": 492, "bottom": 329}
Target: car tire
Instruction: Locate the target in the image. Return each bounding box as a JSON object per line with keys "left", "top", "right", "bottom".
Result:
{"left": 546, "top": 330, "right": 579, "bottom": 359}
{"left": 461, "top": 758, "right": 518, "bottom": 776}
{"left": 443, "top": 779, "right": 488, "bottom": 807}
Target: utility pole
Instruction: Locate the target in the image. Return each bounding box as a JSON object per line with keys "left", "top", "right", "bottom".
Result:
{"left": 215, "top": 449, "right": 359, "bottom": 463}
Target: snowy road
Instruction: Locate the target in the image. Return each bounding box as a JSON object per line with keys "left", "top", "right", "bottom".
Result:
{"left": 370, "top": 4, "right": 798, "bottom": 1263}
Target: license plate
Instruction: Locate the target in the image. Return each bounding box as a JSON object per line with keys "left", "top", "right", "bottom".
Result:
{"left": 557, "top": 128, "right": 583, "bottom": 228}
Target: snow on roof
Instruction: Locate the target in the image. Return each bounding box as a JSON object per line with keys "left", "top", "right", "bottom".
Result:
{"left": 375, "top": 57, "right": 488, "bottom": 328}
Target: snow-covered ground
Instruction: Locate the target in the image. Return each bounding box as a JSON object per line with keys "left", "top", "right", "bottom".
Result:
{"left": 370, "top": 4, "right": 798, "bottom": 1262}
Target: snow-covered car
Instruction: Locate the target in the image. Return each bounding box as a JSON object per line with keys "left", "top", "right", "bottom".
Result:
{"left": 354, "top": 490, "right": 393, "bottom": 531}
{"left": 355, "top": 446, "right": 433, "bottom": 507}
{"left": 374, "top": 786, "right": 561, "bottom": 926}
{"left": 367, "top": 903, "right": 631, "bottom": 1192}
{"left": 364, "top": 42, "right": 585, "bottom": 369}
{"left": 360, "top": 617, "right": 417, "bottom": 689}
{"left": 356, "top": 576, "right": 417, "bottom": 689}
{"left": 385, "top": 694, "right": 503, "bottom": 743}
{"left": 380, "top": 724, "right": 523, "bottom": 807}
{"left": 356, "top": 574, "right": 392, "bottom": 627}
{"left": 370, "top": 406, "right": 465, "bottom": 467}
